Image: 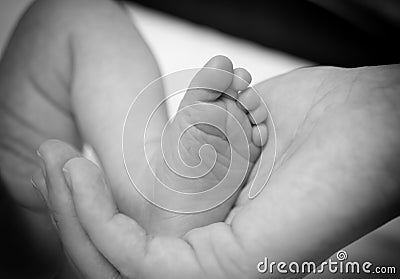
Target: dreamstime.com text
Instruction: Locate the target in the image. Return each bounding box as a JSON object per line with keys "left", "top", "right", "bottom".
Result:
{"left": 257, "top": 250, "right": 396, "bottom": 276}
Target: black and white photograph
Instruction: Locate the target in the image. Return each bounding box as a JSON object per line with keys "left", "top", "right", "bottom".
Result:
{"left": 0, "top": 0, "right": 399, "bottom": 278}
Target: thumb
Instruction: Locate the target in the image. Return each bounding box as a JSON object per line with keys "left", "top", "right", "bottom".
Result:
{"left": 63, "top": 156, "right": 149, "bottom": 277}
{"left": 63, "top": 156, "right": 213, "bottom": 279}
{"left": 38, "top": 140, "right": 119, "bottom": 279}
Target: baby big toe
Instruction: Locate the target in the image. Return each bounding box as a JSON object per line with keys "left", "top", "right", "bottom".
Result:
{"left": 180, "top": 55, "right": 234, "bottom": 108}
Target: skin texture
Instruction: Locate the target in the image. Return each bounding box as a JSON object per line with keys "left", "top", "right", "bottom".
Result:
{"left": 0, "top": 0, "right": 263, "bottom": 248}
{"left": 1, "top": 0, "right": 399, "bottom": 278}
{"left": 0, "top": 0, "right": 265, "bottom": 275}
{"left": 0, "top": 0, "right": 166, "bottom": 277}
{"left": 36, "top": 64, "right": 400, "bottom": 279}
{"left": 142, "top": 56, "right": 269, "bottom": 236}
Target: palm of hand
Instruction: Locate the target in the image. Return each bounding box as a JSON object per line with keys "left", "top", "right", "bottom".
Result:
{"left": 224, "top": 66, "right": 400, "bottom": 273}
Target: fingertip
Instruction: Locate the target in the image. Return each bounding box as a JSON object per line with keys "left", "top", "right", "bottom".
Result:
{"left": 63, "top": 157, "right": 103, "bottom": 192}
{"left": 38, "top": 139, "right": 80, "bottom": 166}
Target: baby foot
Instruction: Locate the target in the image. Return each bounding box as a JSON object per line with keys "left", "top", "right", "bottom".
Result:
{"left": 146, "top": 56, "right": 268, "bottom": 236}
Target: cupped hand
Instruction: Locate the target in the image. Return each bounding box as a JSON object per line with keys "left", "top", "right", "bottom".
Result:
{"left": 38, "top": 65, "right": 400, "bottom": 279}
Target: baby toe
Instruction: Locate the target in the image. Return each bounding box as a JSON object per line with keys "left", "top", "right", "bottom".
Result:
{"left": 231, "top": 68, "right": 252, "bottom": 92}
{"left": 237, "top": 88, "right": 260, "bottom": 112}
{"left": 249, "top": 103, "right": 268, "bottom": 125}
{"left": 252, "top": 123, "right": 268, "bottom": 147}
{"left": 223, "top": 88, "right": 238, "bottom": 100}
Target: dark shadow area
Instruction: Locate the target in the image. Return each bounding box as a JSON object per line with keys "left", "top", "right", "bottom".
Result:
{"left": 0, "top": 177, "right": 56, "bottom": 279}
{"left": 126, "top": 0, "right": 400, "bottom": 67}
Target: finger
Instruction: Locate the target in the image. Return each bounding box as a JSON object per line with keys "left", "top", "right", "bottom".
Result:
{"left": 38, "top": 139, "right": 119, "bottom": 279}
{"left": 63, "top": 157, "right": 147, "bottom": 274}
{"left": 64, "top": 155, "right": 256, "bottom": 278}
{"left": 63, "top": 157, "right": 205, "bottom": 278}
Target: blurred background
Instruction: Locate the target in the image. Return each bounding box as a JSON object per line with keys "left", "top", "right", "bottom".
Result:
{"left": 125, "top": 0, "right": 400, "bottom": 67}
{"left": 2, "top": 0, "right": 400, "bottom": 66}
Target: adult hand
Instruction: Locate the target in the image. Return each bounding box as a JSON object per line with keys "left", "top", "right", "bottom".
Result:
{"left": 38, "top": 65, "right": 400, "bottom": 278}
